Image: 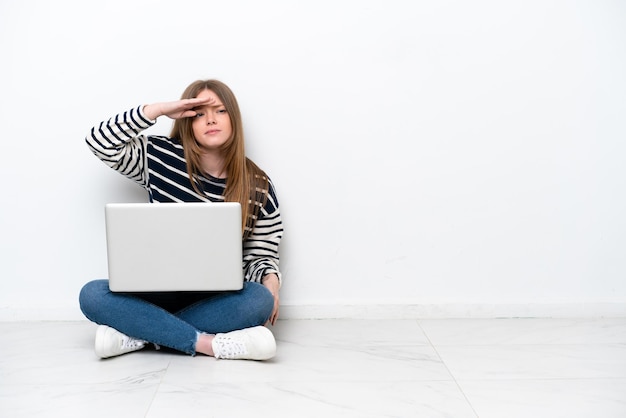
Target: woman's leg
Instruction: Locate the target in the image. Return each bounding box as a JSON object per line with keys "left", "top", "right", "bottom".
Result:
{"left": 175, "top": 281, "right": 274, "bottom": 334}
{"left": 79, "top": 279, "right": 199, "bottom": 355}
{"left": 182, "top": 282, "right": 276, "bottom": 359}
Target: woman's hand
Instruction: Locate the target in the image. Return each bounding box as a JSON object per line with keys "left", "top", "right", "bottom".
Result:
{"left": 262, "top": 274, "right": 280, "bottom": 326}
{"left": 143, "top": 97, "right": 214, "bottom": 121}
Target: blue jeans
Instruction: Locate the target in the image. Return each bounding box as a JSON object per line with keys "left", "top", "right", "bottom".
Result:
{"left": 79, "top": 279, "right": 274, "bottom": 355}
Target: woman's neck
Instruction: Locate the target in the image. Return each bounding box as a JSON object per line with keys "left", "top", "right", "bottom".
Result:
{"left": 199, "top": 152, "right": 226, "bottom": 179}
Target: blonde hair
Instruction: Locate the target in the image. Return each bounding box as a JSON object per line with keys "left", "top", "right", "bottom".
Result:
{"left": 170, "top": 80, "right": 269, "bottom": 240}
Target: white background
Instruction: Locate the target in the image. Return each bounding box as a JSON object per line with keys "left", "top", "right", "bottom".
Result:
{"left": 1, "top": 0, "right": 625, "bottom": 319}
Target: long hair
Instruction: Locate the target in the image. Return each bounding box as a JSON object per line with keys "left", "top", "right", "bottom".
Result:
{"left": 170, "top": 80, "right": 269, "bottom": 240}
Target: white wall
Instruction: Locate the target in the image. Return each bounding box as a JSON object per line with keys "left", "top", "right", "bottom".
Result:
{"left": 1, "top": 0, "right": 625, "bottom": 320}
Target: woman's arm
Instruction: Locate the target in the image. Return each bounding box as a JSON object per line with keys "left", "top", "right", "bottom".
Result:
{"left": 243, "top": 208, "right": 283, "bottom": 284}
{"left": 85, "top": 106, "right": 154, "bottom": 187}
{"left": 86, "top": 98, "right": 211, "bottom": 186}
{"left": 243, "top": 180, "right": 283, "bottom": 324}
{"left": 262, "top": 273, "right": 280, "bottom": 325}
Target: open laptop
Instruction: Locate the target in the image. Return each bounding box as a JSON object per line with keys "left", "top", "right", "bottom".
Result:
{"left": 105, "top": 202, "right": 244, "bottom": 292}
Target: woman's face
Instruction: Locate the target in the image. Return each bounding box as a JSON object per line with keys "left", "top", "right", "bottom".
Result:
{"left": 191, "top": 89, "right": 233, "bottom": 152}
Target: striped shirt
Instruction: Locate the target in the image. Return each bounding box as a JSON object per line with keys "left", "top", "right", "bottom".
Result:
{"left": 86, "top": 106, "right": 282, "bottom": 284}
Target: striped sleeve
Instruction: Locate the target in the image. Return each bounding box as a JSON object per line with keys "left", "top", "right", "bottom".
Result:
{"left": 243, "top": 179, "right": 284, "bottom": 286}
{"left": 85, "top": 106, "right": 155, "bottom": 187}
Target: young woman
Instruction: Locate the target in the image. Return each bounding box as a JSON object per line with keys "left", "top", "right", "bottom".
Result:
{"left": 79, "top": 80, "right": 282, "bottom": 360}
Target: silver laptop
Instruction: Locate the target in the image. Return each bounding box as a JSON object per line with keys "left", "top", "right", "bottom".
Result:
{"left": 105, "top": 202, "right": 244, "bottom": 292}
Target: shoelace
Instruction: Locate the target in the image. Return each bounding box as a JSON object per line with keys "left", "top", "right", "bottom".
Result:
{"left": 214, "top": 337, "right": 247, "bottom": 359}
{"left": 121, "top": 336, "right": 145, "bottom": 350}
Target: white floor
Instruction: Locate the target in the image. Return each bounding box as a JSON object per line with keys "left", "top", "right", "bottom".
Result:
{"left": 1, "top": 318, "right": 626, "bottom": 417}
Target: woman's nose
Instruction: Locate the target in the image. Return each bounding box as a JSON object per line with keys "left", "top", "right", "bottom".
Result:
{"left": 206, "top": 113, "right": 216, "bottom": 124}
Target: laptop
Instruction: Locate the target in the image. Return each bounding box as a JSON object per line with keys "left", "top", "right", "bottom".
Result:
{"left": 105, "top": 202, "right": 244, "bottom": 292}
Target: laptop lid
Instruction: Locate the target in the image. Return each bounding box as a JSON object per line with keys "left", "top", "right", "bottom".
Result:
{"left": 105, "top": 202, "right": 244, "bottom": 292}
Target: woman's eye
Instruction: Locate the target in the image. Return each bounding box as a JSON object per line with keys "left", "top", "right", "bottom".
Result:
{"left": 217, "top": 109, "right": 227, "bottom": 114}
{"left": 194, "top": 112, "right": 204, "bottom": 118}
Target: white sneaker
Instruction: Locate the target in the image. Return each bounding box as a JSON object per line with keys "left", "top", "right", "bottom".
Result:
{"left": 95, "top": 325, "right": 146, "bottom": 359}
{"left": 212, "top": 326, "right": 276, "bottom": 360}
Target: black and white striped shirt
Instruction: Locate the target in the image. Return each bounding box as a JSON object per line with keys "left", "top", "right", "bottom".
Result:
{"left": 86, "top": 106, "right": 282, "bottom": 284}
